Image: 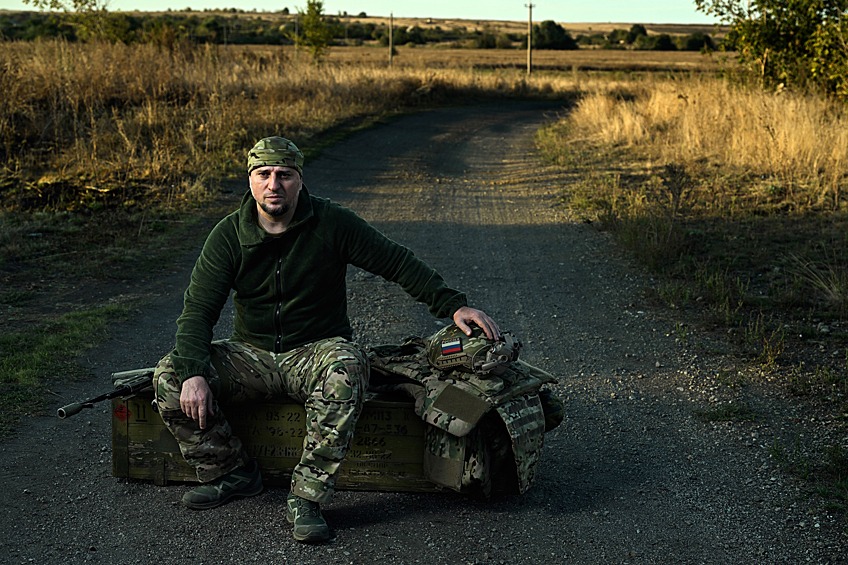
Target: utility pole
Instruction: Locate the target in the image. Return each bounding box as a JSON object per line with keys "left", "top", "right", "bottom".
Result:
{"left": 389, "top": 12, "right": 394, "bottom": 67}
{"left": 525, "top": 3, "right": 535, "bottom": 76}
{"left": 294, "top": 13, "right": 299, "bottom": 61}
{"left": 340, "top": 11, "right": 348, "bottom": 44}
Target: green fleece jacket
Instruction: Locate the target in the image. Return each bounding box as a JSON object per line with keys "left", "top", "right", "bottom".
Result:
{"left": 170, "top": 187, "right": 467, "bottom": 383}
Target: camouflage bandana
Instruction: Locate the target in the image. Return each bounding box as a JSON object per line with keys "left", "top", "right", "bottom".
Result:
{"left": 246, "top": 136, "right": 304, "bottom": 176}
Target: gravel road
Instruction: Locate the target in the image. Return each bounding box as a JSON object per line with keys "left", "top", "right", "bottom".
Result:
{"left": 1, "top": 102, "right": 844, "bottom": 564}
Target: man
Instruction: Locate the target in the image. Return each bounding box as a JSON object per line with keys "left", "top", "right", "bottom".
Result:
{"left": 153, "top": 136, "right": 500, "bottom": 543}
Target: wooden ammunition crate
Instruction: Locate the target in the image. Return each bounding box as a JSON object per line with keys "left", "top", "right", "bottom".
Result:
{"left": 111, "top": 391, "right": 440, "bottom": 492}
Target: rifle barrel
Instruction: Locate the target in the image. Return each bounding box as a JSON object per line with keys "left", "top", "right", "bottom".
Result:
{"left": 57, "top": 370, "right": 154, "bottom": 419}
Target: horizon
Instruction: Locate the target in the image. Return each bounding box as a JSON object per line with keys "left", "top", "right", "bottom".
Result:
{"left": 0, "top": 1, "right": 721, "bottom": 25}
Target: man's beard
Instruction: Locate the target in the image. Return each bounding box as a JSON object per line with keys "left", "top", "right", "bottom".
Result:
{"left": 260, "top": 201, "right": 290, "bottom": 217}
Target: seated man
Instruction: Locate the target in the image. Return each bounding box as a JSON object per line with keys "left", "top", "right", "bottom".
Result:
{"left": 153, "top": 136, "right": 500, "bottom": 543}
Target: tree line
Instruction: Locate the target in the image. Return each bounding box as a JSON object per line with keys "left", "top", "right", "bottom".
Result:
{"left": 0, "top": 9, "right": 717, "bottom": 52}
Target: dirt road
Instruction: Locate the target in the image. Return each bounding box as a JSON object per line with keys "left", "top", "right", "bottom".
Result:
{"left": 1, "top": 102, "right": 844, "bottom": 564}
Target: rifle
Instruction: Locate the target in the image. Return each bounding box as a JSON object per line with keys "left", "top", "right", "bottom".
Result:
{"left": 57, "top": 368, "right": 155, "bottom": 419}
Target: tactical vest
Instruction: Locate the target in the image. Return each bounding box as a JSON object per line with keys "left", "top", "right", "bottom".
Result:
{"left": 366, "top": 333, "right": 562, "bottom": 498}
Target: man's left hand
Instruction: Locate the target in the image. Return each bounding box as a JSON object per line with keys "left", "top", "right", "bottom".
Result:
{"left": 453, "top": 306, "right": 501, "bottom": 340}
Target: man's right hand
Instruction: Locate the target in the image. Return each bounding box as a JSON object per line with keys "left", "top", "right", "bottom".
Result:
{"left": 180, "top": 375, "right": 215, "bottom": 430}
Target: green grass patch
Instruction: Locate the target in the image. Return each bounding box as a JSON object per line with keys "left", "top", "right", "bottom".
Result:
{"left": 0, "top": 206, "right": 209, "bottom": 276}
{"left": 0, "top": 289, "right": 36, "bottom": 305}
{"left": 817, "top": 445, "right": 848, "bottom": 511}
{"left": 770, "top": 440, "right": 848, "bottom": 512}
{"left": 694, "top": 401, "right": 759, "bottom": 423}
{"left": 0, "top": 195, "right": 236, "bottom": 438}
{"left": 0, "top": 304, "right": 130, "bottom": 437}
{"left": 788, "top": 363, "right": 848, "bottom": 398}
{"left": 0, "top": 201, "right": 221, "bottom": 437}
{"left": 0, "top": 190, "right": 232, "bottom": 438}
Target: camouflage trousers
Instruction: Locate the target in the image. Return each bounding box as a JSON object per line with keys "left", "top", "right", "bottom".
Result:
{"left": 153, "top": 337, "right": 369, "bottom": 504}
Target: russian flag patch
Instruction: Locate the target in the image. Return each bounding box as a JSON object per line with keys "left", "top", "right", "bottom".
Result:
{"left": 441, "top": 338, "right": 463, "bottom": 355}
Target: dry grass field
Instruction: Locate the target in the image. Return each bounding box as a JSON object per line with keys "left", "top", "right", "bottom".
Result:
{"left": 536, "top": 75, "right": 847, "bottom": 403}
{"left": 332, "top": 16, "right": 724, "bottom": 38}
{"left": 324, "top": 45, "right": 731, "bottom": 72}
{"left": 0, "top": 40, "right": 726, "bottom": 214}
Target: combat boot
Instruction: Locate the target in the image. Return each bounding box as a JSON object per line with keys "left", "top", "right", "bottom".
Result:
{"left": 182, "top": 459, "right": 263, "bottom": 510}
{"left": 286, "top": 493, "right": 330, "bottom": 543}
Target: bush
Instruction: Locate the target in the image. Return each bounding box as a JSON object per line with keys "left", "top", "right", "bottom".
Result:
{"left": 677, "top": 32, "right": 715, "bottom": 52}
{"left": 529, "top": 20, "right": 577, "bottom": 50}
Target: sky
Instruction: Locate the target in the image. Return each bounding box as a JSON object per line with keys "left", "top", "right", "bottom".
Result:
{"left": 0, "top": 1, "right": 720, "bottom": 25}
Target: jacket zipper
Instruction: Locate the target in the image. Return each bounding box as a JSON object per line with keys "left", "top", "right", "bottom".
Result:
{"left": 274, "top": 253, "right": 284, "bottom": 352}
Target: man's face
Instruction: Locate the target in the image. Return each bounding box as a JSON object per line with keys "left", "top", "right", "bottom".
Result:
{"left": 249, "top": 165, "right": 302, "bottom": 220}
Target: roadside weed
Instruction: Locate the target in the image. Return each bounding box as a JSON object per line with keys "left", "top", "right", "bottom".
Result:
{"left": 0, "top": 305, "right": 129, "bottom": 436}
{"left": 694, "top": 401, "right": 758, "bottom": 423}
{"left": 788, "top": 253, "right": 848, "bottom": 318}
{"left": 742, "top": 312, "right": 786, "bottom": 371}
{"left": 818, "top": 445, "right": 848, "bottom": 511}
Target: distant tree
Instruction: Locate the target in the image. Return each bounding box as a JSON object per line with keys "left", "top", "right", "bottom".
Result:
{"left": 633, "top": 33, "right": 677, "bottom": 51}
{"left": 653, "top": 33, "right": 677, "bottom": 51}
{"left": 472, "top": 25, "right": 500, "bottom": 49}
{"left": 495, "top": 33, "right": 514, "bottom": 49}
{"left": 140, "top": 18, "right": 181, "bottom": 50}
{"left": 346, "top": 21, "right": 376, "bottom": 40}
{"left": 576, "top": 32, "right": 607, "bottom": 47}
{"left": 678, "top": 32, "right": 715, "bottom": 52}
{"left": 605, "top": 28, "right": 629, "bottom": 47}
{"left": 0, "top": 12, "right": 77, "bottom": 41}
{"left": 473, "top": 31, "right": 497, "bottom": 49}
{"left": 196, "top": 15, "right": 222, "bottom": 42}
{"left": 404, "top": 25, "right": 425, "bottom": 45}
{"left": 530, "top": 20, "right": 577, "bottom": 49}
{"left": 298, "top": 0, "right": 333, "bottom": 62}
{"left": 627, "top": 24, "right": 647, "bottom": 43}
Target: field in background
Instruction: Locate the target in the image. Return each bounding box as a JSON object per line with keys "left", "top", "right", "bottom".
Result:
{"left": 122, "top": 11, "right": 725, "bottom": 39}
{"left": 328, "top": 18, "right": 725, "bottom": 41}
{"left": 325, "top": 45, "right": 731, "bottom": 72}
{"left": 332, "top": 16, "right": 722, "bottom": 37}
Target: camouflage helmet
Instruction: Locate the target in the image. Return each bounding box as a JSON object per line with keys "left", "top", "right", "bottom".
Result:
{"left": 427, "top": 323, "right": 521, "bottom": 376}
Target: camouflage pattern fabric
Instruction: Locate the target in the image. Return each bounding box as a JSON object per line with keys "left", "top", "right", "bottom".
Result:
{"left": 422, "top": 394, "right": 547, "bottom": 495}
{"left": 153, "top": 337, "right": 368, "bottom": 504}
{"left": 369, "top": 337, "right": 556, "bottom": 437}
{"left": 423, "top": 424, "right": 467, "bottom": 491}
{"left": 424, "top": 410, "right": 525, "bottom": 498}
{"left": 367, "top": 333, "right": 559, "bottom": 495}
{"left": 494, "top": 393, "right": 546, "bottom": 494}
{"left": 246, "top": 136, "right": 304, "bottom": 176}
